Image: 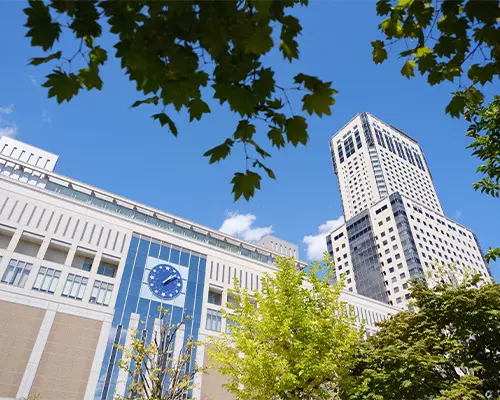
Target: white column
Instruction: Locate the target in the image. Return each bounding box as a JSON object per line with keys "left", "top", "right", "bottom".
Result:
{"left": 114, "top": 313, "right": 140, "bottom": 397}
{"left": 84, "top": 315, "right": 113, "bottom": 400}
{"left": 16, "top": 304, "right": 57, "bottom": 398}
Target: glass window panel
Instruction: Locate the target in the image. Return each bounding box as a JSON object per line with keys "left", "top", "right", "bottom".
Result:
{"left": 33, "top": 272, "right": 44, "bottom": 290}
{"left": 48, "top": 275, "right": 59, "bottom": 293}
{"left": 2, "top": 265, "right": 14, "bottom": 283}
{"left": 104, "top": 288, "right": 112, "bottom": 306}
{"left": 41, "top": 275, "right": 51, "bottom": 291}
{"left": 97, "top": 288, "right": 106, "bottom": 304}
{"left": 62, "top": 279, "right": 72, "bottom": 296}
{"left": 77, "top": 281, "right": 87, "bottom": 299}
{"left": 70, "top": 281, "right": 79, "bottom": 297}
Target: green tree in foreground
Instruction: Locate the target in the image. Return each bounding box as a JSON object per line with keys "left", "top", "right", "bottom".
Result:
{"left": 116, "top": 308, "right": 203, "bottom": 400}
{"left": 372, "top": 0, "right": 500, "bottom": 260}
{"left": 340, "top": 275, "right": 500, "bottom": 400}
{"left": 464, "top": 95, "right": 500, "bottom": 262}
{"left": 24, "top": 0, "right": 336, "bottom": 201}
{"left": 209, "top": 256, "right": 362, "bottom": 400}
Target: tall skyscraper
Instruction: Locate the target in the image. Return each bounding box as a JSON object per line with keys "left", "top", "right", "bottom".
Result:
{"left": 326, "top": 112, "right": 491, "bottom": 308}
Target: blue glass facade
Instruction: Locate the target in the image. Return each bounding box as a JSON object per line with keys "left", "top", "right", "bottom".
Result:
{"left": 94, "top": 234, "right": 207, "bottom": 400}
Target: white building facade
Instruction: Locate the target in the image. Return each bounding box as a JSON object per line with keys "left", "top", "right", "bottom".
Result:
{"left": 327, "top": 113, "right": 491, "bottom": 308}
{"left": 0, "top": 137, "right": 399, "bottom": 400}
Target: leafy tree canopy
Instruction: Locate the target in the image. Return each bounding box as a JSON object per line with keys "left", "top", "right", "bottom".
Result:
{"left": 372, "top": 0, "right": 499, "bottom": 116}
{"left": 209, "top": 256, "right": 362, "bottom": 400}
{"left": 24, "top": 0, "right": 336, "bottom": 201}
{"left": 465, "top": 95, "right": 500, "bottom": 262}
{"left": 340, "top": 275, "right": 500, "bottom": 400}
{"left": 372, "top": 0, "right": 500, "bottom": 261}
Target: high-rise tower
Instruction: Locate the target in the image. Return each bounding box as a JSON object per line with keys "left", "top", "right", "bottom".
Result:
{"left": 326, "top": 113, "right": 491, "bottom": 308}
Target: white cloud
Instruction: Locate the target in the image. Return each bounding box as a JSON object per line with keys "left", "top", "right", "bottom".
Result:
{"left": 453, "top": 210, "right": 462, "bottom": 220}
{"left": 42, "top": 109, "right": 52, "bottom": 123}
{"left": 28, "top": 75, "right": 40, "bottom": 88}
{"left": 302, "top": 216, "right": 345, "bottom": 260}
{"left": 219, "top": 211, "right": 273, "bottom": 242}
{"left": 0, "top": 104, "right": 13, "bottom": 114}
{"left": 0, "top": 104, "right": 17, "bottom": 137}
{"left": 0, "top": 124, "right": 18, "bottom": 137}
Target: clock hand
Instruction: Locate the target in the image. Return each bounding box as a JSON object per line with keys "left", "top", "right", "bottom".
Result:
{"left": 163, "top": 275, "right": 177, "bottom": 285}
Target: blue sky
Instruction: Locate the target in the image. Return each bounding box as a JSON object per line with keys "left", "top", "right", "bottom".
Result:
{"left": 0, "top": 2, "right": 498, "bottom": 278}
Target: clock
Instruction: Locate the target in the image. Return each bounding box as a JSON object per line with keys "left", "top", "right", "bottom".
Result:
{"left": 148, "top": 264, "right": 183, "bottom": 300}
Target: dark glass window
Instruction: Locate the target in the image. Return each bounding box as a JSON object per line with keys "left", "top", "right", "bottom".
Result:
{"left": 344, "top": 137, "right": 355, "bottom": 158}
{"left": 405, "top": 147, "right": 416, "bottom": 165}
{"left": 375, "top": 129, "right": 385, "bottom": 147}
{"left": 395, "top": 142, "right": 406, "bottom": 159}
{"left": 338, "top": 145, "right": 345, "bottom": 163}
{"left": 385, "top": 135, "right": 396, "bottom": 154}
{"left": 354, "top": 131, "right": 362, "bottom": 149}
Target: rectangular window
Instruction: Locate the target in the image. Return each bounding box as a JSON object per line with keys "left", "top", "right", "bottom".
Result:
{"left": 405, "top": 147, "right": 416, "bottom": 165}
{"left": 384, "top": 134, "right": 396, "bottom": 153}
{"left": 354, "top": 131, "right": 362, "bottom": 149}
{"left": 32, "top": 267, "right": 61, "bottom": 294}
{"left": 206, "top": 308, "right": 222, "bottom": 332}
{"left": 337, "top": 145, "right": 344, "bottom": 164}
{"left": 395, "top": 141, "right": 405, "bottom": 159}
{"left": 72, "top": 253, "right": 93, "bottom": 272}
{"left": 375, "top": 129, "right": 385, "bottom": 147}
{"left": 61, "top": 273, "right": 88, "bottom": 300}
{"left": 1, "top": 259, "right": 32, "bottom": 288}
{"left": 344, "top": 137, "right": 355, "bottom": 158}
{"left": 89, "top": 280, "right": 114, "bottom": 306}
{"left": 414, "top": 153, "right": 425, "bottom": 171}
{"left": 208, "top": 290, "right": 222, "bottom": 306}
{"left": 97, "top": 261, "right": 117, "bottom": 278}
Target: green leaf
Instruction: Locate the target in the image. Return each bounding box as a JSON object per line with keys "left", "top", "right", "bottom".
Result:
{"left": 415, "top": 46, "right": 432, "bottom": 58}
{"left": 42, "top": 71, "right": 81, "bottom": 104}
{"left": 234, "top": 120, "right": 256, "bottom": 141}
{"left": 294, "top": 73, "right": 323, "bottom": 91}
{"left": 396, "top": 0, "right": 414, "bottom": 8}
{"left": 29, "top": 51, "right": 62, "bottom": 66}
{"left": 89, "top": 46, "right": 108, "bottom": 66}
{"left": 250, "top": 141, "right": 271, "bottom": 159}
{"left": 445, "top": 93, "right": 466, "bottom": 118}
{"left": 253, "top": 160, "right": 276, "bottom": 180}
{"left": 253, "top": 68, "right": 275, "bottom": 102}
{"left": 372, "top": 40, "right": 388, "bottom": 64}
{"left": 69, "top": 2, "right": 101, "bottom": 39}
{"left": 268, "top": 127, "right": 285, "bottom": 148}
{"left": 244, "top": 26, "right": 273, "bottom": 55}
{"left": 152, "top": 113, "right": 178, "bottom": 136}
{"left": 188, "top": 98, "right": 210, "bottom": 122}
{"left": 285, "top": 116, "right": 308, "bottom": 146}
{"left": 231, "top": 170, "right": 262, "bottom": 201}
{"left": 24, "top": 0, "right": 61, "bottom": 51}
{"left": 376, "top": 0, "right": 392, "bottom": 15}
{"left": 131, "top": 96, "right": 160, "bottom": 108}
{"left": 203, "top": 139, "right": 234, "bottom": 164}
{"left": 468, "top": 63, "right": 495, "bottom": 85}
{"left": 401, "top": 60, "right": 416, "bottom": 78}
{"left": 213, "top": 83, "right": 254, "bottom": 117}
{"left": 280, "top": 15, "right": 301, "bottom": 62}
{"left": 485, "top": 247, "right": 500, "bottom": 262}
{"left": 266, "top": 98, "right": 284, "bottom": 110}
{"left": 434, "top": 36, "right": 456, "bottom": 57}
{"left": 78, "top": 66, "right": 103, "bottom": 90}
{"left": 302, "top": 88, "right": 336, "bottom": 117}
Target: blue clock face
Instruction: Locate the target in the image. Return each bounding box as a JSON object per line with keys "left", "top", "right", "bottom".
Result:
{"left": 148, "top": 264, "right": 183, "bottom": 300}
